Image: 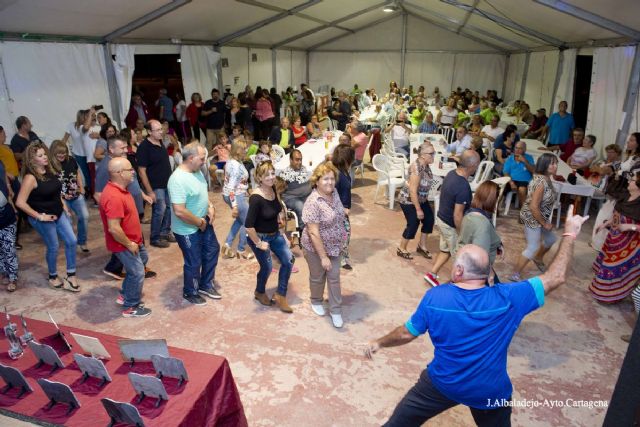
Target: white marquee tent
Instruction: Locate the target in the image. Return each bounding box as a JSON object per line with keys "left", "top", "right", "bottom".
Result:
{"left": 0, "top": 0, "right": 639, "bottom": 153}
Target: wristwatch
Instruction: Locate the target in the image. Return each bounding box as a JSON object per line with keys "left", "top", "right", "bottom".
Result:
{"left": 633, "top": 225, "right": 638, "bottom": 232}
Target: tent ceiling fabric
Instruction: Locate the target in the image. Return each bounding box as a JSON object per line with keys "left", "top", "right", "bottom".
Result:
{"left": 0, "top": 0, "right": 638, "bottom": 50}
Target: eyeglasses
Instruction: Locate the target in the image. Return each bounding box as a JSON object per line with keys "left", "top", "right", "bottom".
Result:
{"left": 118, "top": 168, "right": 134, "bottom": 173}
{"left": 421, "top": 152, "right": 435, "bottom": 156}
{"left": 150, "top": 128, "right": 162, "bottom": 132}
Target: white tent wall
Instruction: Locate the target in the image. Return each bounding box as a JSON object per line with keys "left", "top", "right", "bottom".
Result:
{"left": 180, "top": 45, "right": 220, "bottom": 105}
{"left": 452, "top": 54, "right": 506, "bottom": 95}
{"left": 0, "top": 41, "right": 112, "bottom": 144}
{"left": 291, "top": 51, "right": 307, "bottom": 91}
{"left": 404, "top": 53, "right": 455, "bottom": 94}
{"left": 248, "top": 48, "right": 272, "bottom": 90}
{"left": 112, "top": 44, "right": 135, "bottom": 128}
{"left": 503, "top": 53, "right": 527, "bottom": 102}
{"left": 275, "top": 49, "right": 307, "bottom": 92}
{"left": 587, "top": 45, "right": 637, "bottom": 156}
{"left": 553, "top": 49, "right": 577, "bottom": 112}
{"left": 523, "top": 50, "right": 560, "bottom": 113}
{"left": 221, "top": 46, "right": 249, "bottom": 95}
{"left": 309, "top": 51, "right": 401, "bottom": 96}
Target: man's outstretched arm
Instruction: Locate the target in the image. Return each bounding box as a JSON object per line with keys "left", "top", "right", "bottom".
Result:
{"left": 364, "top": 325, "right": 418, "bottom": 359}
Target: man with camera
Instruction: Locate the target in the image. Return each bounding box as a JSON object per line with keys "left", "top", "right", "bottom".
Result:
{"left": 385, "top": 113, "right": 412, "bottom": 157}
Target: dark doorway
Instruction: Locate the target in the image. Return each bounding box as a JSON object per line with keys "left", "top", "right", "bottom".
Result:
{"left": 131, "top": 54, "right": 183, "bottom": 119}
{"left": 572, "top": 55, "right": 593, "bottom": 129}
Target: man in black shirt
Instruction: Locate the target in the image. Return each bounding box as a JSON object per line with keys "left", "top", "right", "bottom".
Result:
{"left": 424, "top": 150, "right": 480, "bottom": 287}
{"left": 136, "top": 120, "right": 174, "bottom": 248}
{"left": 201, "top": 89, "right": 225, "bottom": 151}
{"left": 10, "top": 116, "right": 41, "bottom": 163}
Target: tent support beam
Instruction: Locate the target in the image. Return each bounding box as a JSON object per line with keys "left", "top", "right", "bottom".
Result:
{"left": 103, "top": 0, "right": 191, "bottom": 42}
{"left": 270, "top": 2, "right": 388, "bottom": 49}
{"left": 400, "top": 12, "right": 408, "bottom": 88}
{"left": 457, "top": 0, "right": 479, "bottom": 34}
{"left": 532, "top": 0, "right": 640, "bottom": 40}
{"left": 549, "top": 49, "right": 565, "bottom": 114}
{"left": 101, "top": 44, "right": 122, "bottom": 126}
{"left": 405, "top": 1, "right": 526, "bottom": 50}
{"left": 440, "top": 0, "right": 564, "bottom": 47}
{"left": 615, "top": 45, "right": 640, "bottom": 149}
{"left": 307, "top": 13, "right": 401, "bottom": 51}
{"left": 306, "top": 52, "right": 310, "bottom": 87}
{"left": 450, "top": 54, "right": 457, "bottom": 93}
{"left": 502, "top": 53, "right": 510, "bottom": 100}
{"left": 271, "top": 49, "right": 277, "bottom": 89}
{"left": 519, "top": 52, "right": 531, "bottom": 100}
{"left": 215, "top": 0, "right": 321, "bottom": 46}
{"left": 409, "top": 13, "right": 506, "bottom": 53}
{"left": 214, "top": 46, "right": 223, "bottom": 93}
{"left": 236, "top": 0, "right": 354, "bottom": 33}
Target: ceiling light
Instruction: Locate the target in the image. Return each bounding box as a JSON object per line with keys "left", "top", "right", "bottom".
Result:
{"left": 383, "top": 1, "right": 400, "bottom": 12}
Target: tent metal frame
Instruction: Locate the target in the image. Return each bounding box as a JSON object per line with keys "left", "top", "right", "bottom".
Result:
{"left": 615, "top": 45, "right": 640, "bottom": 148}
{"left": 103, "top": 0, "right": 192, "bottom": 42}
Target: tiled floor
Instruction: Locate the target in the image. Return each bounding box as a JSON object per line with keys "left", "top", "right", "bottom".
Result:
{"left": 0, "top": 168, "right": 634, "bottom": 426}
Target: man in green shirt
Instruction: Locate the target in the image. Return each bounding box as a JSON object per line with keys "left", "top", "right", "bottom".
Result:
{"left": 480, "top": 102, "right": 501, "bottom": 125}
{"left": 168, "top": 142, "right": 221, "bottom": 305}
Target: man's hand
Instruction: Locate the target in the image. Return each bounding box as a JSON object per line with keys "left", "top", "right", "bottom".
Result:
{"left": 208, "top": 206, "right": 216, "bottom": 224}
{"left": 231, "top": 206, "right": 239, "bottom": 218}
{"left": 142, "top": 192, "right": 154, "bottom": 204}
{"left": 198, "top": 218, "right": 207, "bottom": 232}
{"left": 564, "top": 204, "right": 589, "bottom": 236}
{"left": 147, "top": 192, "right": 157, "bottom": 203}
{"left": 509, "top": 181, "right": 517, "bottom": 190}
{"left": 128, "top": 242, "right": 140, "bottom": 255}
{"left": 364, "top": 340, "right": 380, "bottom": 359}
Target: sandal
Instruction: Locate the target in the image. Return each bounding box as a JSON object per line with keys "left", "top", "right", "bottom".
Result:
{"left": 7, "top": 282, "right": 17, "bottom": 292}
{"left": 396, "top": 248, "right": 413, "bottom": 260}
{"left": 63, "top": 276, "right": 81, "bottom": 293}
{"left": 532, "top": 259, "right": 546, "bottom": 272}
{"left": 237, "top": 250, "right": 254, "bottom": 260}
{"left": 416, "top": 246, "right": 432, "bottom": 259}
{"left": 48, "top": 277, "right": 65, "bottom": 290}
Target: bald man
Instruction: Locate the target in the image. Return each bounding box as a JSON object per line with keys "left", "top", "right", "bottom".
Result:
{"left": 99, "top": 157, "right": 152, "bottom": 318}
{"left": 366, "top": 206, "right": 589, "bottom": 426}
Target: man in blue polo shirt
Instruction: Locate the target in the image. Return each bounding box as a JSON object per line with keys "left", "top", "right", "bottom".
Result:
{"left": 365, "top": 206, "right": 589, "bottom": 426}
{"left": 504, "top": 140, "right": 535, "bottom": 207}
{"left": 542, "top": 101, "right": 575, "bottom": 148}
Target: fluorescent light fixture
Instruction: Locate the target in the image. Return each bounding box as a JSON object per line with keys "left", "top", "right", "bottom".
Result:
{"left": 383, "top": 1, "right": 400, "bottom": 12}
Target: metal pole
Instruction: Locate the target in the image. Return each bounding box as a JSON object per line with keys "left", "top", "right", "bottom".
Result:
{"left": 306, "top": 51, "right": 310, "bottom": 87}
{"left": 615, "top": 45, "right": 640, "bottom": 148}
{"left": 102, "top": 44, "right": 122, "bottom": 126}
{"left": 247, "top": 48, "right": 251, "bottom": 90}
{"left": 271, "top": 49, "right": 277, "bottom": 89}
{"left": 213, "top": 46, "right": 223, "bottom": 93}
{"left": 400, "top": 13, "right": 408, "bottom": 88}
{"left": 502, "top": 54, "right": 510, "bottom": 101}
{"left": 549, "top": 49, "right": 565, "bottom": 114}
{"left": 451, "top": 54, "right": 457, "bottom": 94}
{"left": 519, "top": 52, "right": 531, "bottom": 101}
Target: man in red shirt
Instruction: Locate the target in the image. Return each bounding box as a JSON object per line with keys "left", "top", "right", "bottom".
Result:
{"left": 559, "top": 128, "right": 584, "bottom": 162}
{"left": 99, "top": 157, "right": 152, "bottom": 318}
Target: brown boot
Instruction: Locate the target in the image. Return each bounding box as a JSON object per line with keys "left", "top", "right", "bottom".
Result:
{"left": 254, "top": 291, "right": 272, "bottom": 307}
{"left": 272, "top": 293, "right": 293, "bottom": 313}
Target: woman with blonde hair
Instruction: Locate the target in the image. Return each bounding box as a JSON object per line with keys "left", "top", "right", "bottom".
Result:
{"left": 246, "top": 161, "right": 294, "bottom": 313}
{"left": 222, "top": 140, "right": 252, "bottom": 259}
{"left": 301, "top": 161, "right": 347, "bottom": 327}
{"left": 16, "top": 142, "right": 79, "bottom": 292}
{"left": 49, "top": 140, "right": 89, "bottom": 253}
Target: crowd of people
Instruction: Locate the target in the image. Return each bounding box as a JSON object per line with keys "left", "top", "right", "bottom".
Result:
{"left": 0, "top": 79, "right": 638, "bottom": 425}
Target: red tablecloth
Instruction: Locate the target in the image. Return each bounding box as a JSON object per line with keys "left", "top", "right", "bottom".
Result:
{"left": 0, "top": 317, "right": 247, "bottom": 427}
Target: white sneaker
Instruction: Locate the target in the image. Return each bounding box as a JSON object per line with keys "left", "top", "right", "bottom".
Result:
{"left": 311, "top": 303, "right": 326, "bottom": 316}
{"left": 331, "top": 313, "right": 344, "bottom": 328}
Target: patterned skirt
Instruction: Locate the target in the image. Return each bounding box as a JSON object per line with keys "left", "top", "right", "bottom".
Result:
{"left": 589, "top": 212, "right": 640, "bottom": 303}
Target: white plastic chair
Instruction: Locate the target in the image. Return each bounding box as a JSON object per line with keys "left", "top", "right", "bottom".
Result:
{"left": 549, "top": 181, "right": 564, "bottom": 228}
{"left": 372, "top": 154, "right": 406, "bottom": 210}
{"left": 272, "top": 145, "right": 286, "bottom": 164}
{"left": 249, "top": 154, "right": 257, "bottom": 188}
{"left": 491, "top": 176, "right": 511, "bottom": 226}
{"left": 439, "top": 126, "right": 455, "bottom": 144}
{"left": 470, "top": 160, "right": 495, "bottom": 192}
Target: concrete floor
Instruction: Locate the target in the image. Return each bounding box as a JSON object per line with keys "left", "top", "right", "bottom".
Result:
{"left": 0, "top": 167, "right": 634, "bottom": 426}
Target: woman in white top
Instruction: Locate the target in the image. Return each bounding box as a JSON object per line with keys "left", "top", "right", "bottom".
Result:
{"left": 62, "top": 108, "right": 94, "bottom": 195}
{"left": 567, "top": 134, "right": 597, "bottom": 171}
{"left": 436, "top": 98, "right": 458, "bottom": 127}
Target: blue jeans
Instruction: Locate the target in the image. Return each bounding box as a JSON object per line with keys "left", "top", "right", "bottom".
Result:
{"left": 174, "top": 221, "right": 220, "bottom": 297}
{"left": 283, "top": 196, "right": 305, "bottom": 228}
{"left": 151, "top": 188, "right": 171, "bottom": 243}
{"left": 114, "top": 244, "right": 148, "bottom": 308}
{"left": 223, "top": 194, "right": 248, "bottom": 252}
{"left": 28, "top": 213, "right": 77, "bottom": 276}
{"left": 248, "top": 233, "right": 293, "bottom": 296}
{"left": 64, "top": 195, "right": 89, "bottom": 245}
{"left": 74, "top": 155, "right": 90, "bottom": 193}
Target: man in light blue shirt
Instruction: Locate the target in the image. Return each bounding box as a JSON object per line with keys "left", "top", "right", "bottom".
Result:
{"left": 543, "top": 100, "right": 575, "bottom": 147}
{"left": 503, "top": 141, "right": 535, "bottom": 207}
{"left": 446, "top": 127, "right": 472, "bottom": 158}
{"left": 168, "top": 142, "right": 221, "bottom": 305}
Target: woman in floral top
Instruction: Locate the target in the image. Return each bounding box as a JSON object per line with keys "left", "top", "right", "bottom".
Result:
{"left": 49, "top": 140, "right": 90, "bottom": 253}
{"left": 397, "top": 143, "right": 435, "bottom": 260}
{"left": 222, "top": 140, "right": 252, "bottom": 259}
{"left": 302, "top": 162, "right": 347, "bottom": 328}
{"left": 511, "top": 153, "right": 558, "bottom": 281}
